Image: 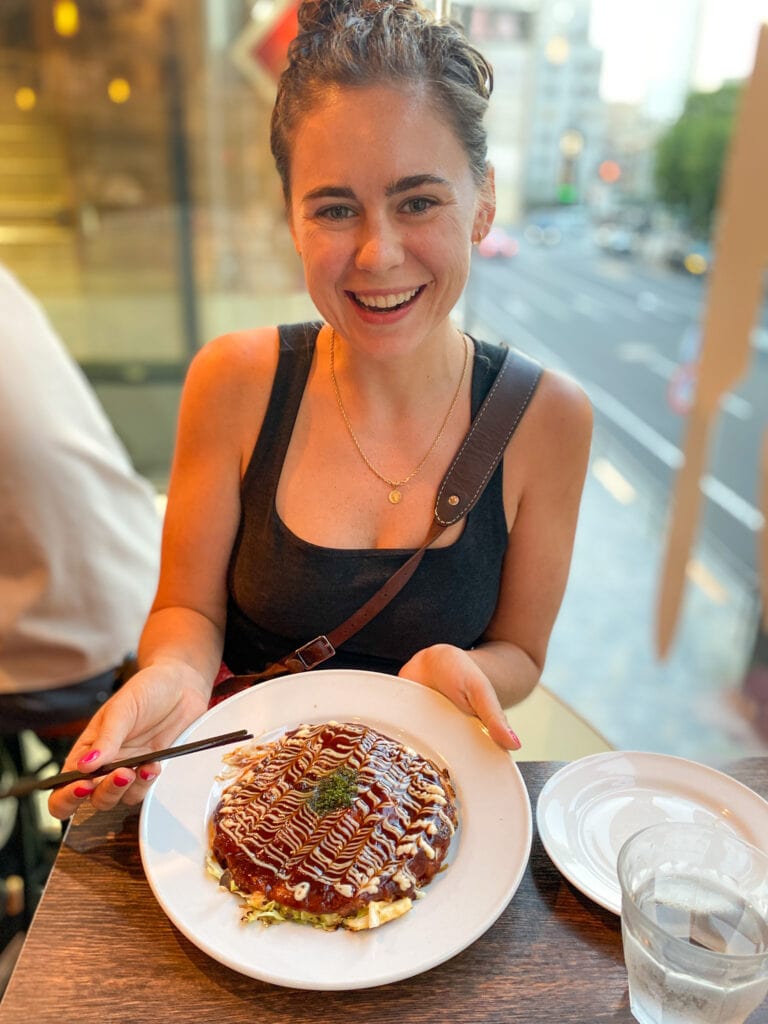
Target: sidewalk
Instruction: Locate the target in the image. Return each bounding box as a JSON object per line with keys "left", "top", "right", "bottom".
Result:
{"left": 540, "top": 428, "right": 767, "bottom": 767}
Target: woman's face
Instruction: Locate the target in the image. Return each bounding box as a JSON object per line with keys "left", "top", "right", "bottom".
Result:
{"left": 287, "top": 83, "right": 494, "bottom": 359}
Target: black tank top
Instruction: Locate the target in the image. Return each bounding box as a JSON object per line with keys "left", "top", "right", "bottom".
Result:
{"left": 223, "top": 321, "right": 510, "bottom": 677}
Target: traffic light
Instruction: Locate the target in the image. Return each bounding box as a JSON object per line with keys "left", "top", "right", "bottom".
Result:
{"left": 598, "top": 160, "right": 621, "bottom": 184}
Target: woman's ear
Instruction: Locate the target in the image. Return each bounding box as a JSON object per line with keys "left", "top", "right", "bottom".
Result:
{"left": 472, "top": 164, "right": 496, "bottom": 243}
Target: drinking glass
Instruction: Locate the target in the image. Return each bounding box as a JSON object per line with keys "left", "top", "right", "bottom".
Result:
{"left": 617, "top": 821, "right": 768, "bottom": 1024}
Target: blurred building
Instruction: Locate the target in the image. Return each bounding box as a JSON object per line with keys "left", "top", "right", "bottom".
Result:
{"left": 588, "top": 102, "right": 659, "bottom": 222}
{"left": 522, "top": 0, "right": 604, "bottom": 210}
{"left": 453, "top": 0, "right": 536, "bottom": 224}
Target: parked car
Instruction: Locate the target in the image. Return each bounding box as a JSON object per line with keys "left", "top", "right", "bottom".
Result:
{"left": 661, "top": 236, "right": 712, "bottom": 276}
{"left": 524, "top": 220, "right": 562, "bottom": 247}
{"left": 594, "top": 223, "right": 637, "bottom": 256}
{"left": 476, "top": 226, "right": 519, "bottom": 259}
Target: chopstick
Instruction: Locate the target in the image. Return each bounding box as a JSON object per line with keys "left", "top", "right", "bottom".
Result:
{"left": 0, "top": 728, "right": 254, "bottom": 799}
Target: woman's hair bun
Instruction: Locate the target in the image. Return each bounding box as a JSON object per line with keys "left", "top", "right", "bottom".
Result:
{"left": 297, "top": 0, "right": 421, "bottom": 34}
{"left": 273, "top": 0, "right": 492, "bottom": 201}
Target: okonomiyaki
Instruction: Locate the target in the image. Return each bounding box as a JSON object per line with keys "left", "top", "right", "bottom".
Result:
{"left": 208, "top": 720, "right": 458, "bottom": 930}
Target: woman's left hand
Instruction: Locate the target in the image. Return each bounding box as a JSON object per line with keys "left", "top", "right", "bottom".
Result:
{"left": 398, "top": 644, "right": 521, "bottom": 751}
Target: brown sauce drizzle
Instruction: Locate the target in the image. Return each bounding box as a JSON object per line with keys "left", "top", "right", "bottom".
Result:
{"left": 211, "top": 721, "right": 458, "bottom": 916}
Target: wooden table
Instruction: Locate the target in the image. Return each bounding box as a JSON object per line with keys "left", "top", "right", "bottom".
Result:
{"left": 3, "top": 759, "right": 768, "bottom": 1023}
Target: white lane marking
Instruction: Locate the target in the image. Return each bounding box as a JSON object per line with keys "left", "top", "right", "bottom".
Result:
{"left": 573, "top": 293, "right": 609, "bottom": 322}
{"left": 559, "top": 264, "right": 648, "bottom": 323}
{"left": 504, "top": 280, "right": 569, "bottom": 322}
{"left": 587, "top": 382, "right": 683, "bottom": 468}
{"left": 700, "top": 475, "right": 765, "bottom": 532}
{"left": 506, "top": 323, "right": 765, "bottom": 533}
{"left": 589, "top": 383, "right": 764, "bottom": 531}
{"left": 637, "top": 291, "right": 660, "bottom": 313}
{"left": 561, "top": 257, "right": 702, "bottom": 320}
{"left": 721, "top": 393, "right": 753, "bottom": 421}
{"left": 616, "top": 342, "right": 753, "bottom": 420}
{"left": 686, "top": 559, "right": 730, "bottom": 603}
{"left": 617, "top": 342, "right": 677, "bottom": 377}
{"left": 552, "top": 271, "right": 645, "bottom": 322}
{"left": 592, "top": 458, "right": 637, "bottom": 504}
{"left": 505, "top": 296, "right": 531, "bottom": 322}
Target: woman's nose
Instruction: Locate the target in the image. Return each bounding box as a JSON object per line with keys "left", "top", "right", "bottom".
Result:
{"left": 355, "top": 217, "right": 405, "bottom": 272}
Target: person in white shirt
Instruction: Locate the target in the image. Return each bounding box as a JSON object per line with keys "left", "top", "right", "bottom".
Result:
{"left": 0, "top": 263, "right": 161, "bottom": 733}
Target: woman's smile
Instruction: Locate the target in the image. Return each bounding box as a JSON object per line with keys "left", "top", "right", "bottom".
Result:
{"left": 346, "top": 284, "right": 427, "bottom": 322}
{"left": 350, "top": 286, "right": 424, "bottom": 311}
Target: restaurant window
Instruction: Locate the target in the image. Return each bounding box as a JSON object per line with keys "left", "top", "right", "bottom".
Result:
{"left": 0, "top": 0, "right": 314, "bottom": 485}
{"left": 0, "top": 0, "right": 765, "bottom": 762}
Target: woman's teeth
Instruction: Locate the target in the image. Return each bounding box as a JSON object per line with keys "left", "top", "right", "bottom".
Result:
{"left": 353, "top": 287, "right": 421, "bottom": 310}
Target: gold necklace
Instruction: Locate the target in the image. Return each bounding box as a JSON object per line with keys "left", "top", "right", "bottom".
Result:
{"left": 329, "top": 327, "right": 470, "bottom": 505}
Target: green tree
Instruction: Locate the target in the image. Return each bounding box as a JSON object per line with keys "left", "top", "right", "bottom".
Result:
{"left": 654, "top": 81, "right": 743, "bottom": 236}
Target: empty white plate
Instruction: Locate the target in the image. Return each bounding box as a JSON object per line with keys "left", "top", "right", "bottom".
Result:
{"left": 536, "top": 751, "right": 768, "bottom": 914}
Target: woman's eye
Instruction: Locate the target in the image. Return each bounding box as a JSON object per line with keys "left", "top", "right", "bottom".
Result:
{"left": 317, "top": 205, "right": 355, "bottom": 221}
{"left": 404, "top": 196, "right": 436, "bottom": 214}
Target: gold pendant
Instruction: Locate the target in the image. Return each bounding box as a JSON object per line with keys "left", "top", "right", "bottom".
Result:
{"left": 388, "top": 489, "right": 402, "bottom": 505}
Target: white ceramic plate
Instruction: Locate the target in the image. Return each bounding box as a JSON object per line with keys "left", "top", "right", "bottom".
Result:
{"left": 139, "top": 669, "right": 532, "bottom": 990}
{"left": 536, "top": 750, "right": 768, "bottom": 915}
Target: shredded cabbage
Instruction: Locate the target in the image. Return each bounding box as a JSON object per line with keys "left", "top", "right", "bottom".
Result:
{"left": 206, "top": 855, "right": 411, "bottom": 930}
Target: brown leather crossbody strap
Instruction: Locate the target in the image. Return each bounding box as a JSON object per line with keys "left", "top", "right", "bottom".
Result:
{"left": 435, "top": 345, "right": 542, "bottom": 525}
{"left": 213, "top": 344, "right": 542, "bottom": 697}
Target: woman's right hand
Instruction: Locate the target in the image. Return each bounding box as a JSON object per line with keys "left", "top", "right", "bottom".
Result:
{"left": 47, "top": 664, "right": 212, "bottom": 820}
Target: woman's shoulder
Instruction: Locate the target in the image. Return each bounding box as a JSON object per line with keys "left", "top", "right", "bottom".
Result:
{"left": 188, "top": 321, "right": 320, "bottom": 383}
{"left": 537, "top": 365, "right": 592, "bottom": 418}
{"left": 190, "top": 325, "right": 279, "bottom": 380}
{"left": 529, "top": 365, "right": 593, "bottom": 456}
{"left": 178, "top": 322, "right": 322, "bottom": 448}
{"left": 498, "top": 360, "right": 591, "bottom": 469}
{"left": 173, "top": 327, "right": 282, "bottom": 444}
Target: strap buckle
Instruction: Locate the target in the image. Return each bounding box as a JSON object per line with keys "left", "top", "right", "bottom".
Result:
{"left": 285, "top": 635, "right": 336, "bottom": 672}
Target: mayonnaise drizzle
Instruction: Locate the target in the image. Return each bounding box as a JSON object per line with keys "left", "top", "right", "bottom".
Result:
{"left": 212, "top": 722, "right": 457, "bottom": 912}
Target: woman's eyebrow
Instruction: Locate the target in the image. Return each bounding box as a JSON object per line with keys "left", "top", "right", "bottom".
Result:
{"left": 301, "top": 175, "right": 450, "bottom": 204}
{"left": 386, "top": 174, "right": 450, "bottom": 195}
{"left": 301, "top": 185, "right": 356, "bottom": 203}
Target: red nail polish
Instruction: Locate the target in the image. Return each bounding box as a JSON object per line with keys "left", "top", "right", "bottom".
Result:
{"left": 508, "top": 728, "right": 521, "bottom": 749}
{"left": 73, "top": 785, "right": 93, "bottom": 798}
{"left": 113, "top": 774, "right": 131, "bottom": 788}
{"left": 139, "top": 768, "right": 157, "bottom": 782}
{"left": 78, "top": 750, "right": 101, "bottom": 765}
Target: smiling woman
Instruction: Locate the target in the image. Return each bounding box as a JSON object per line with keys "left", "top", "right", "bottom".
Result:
{"left": 47, "top": 0, "right": 593, "bottom": 825}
